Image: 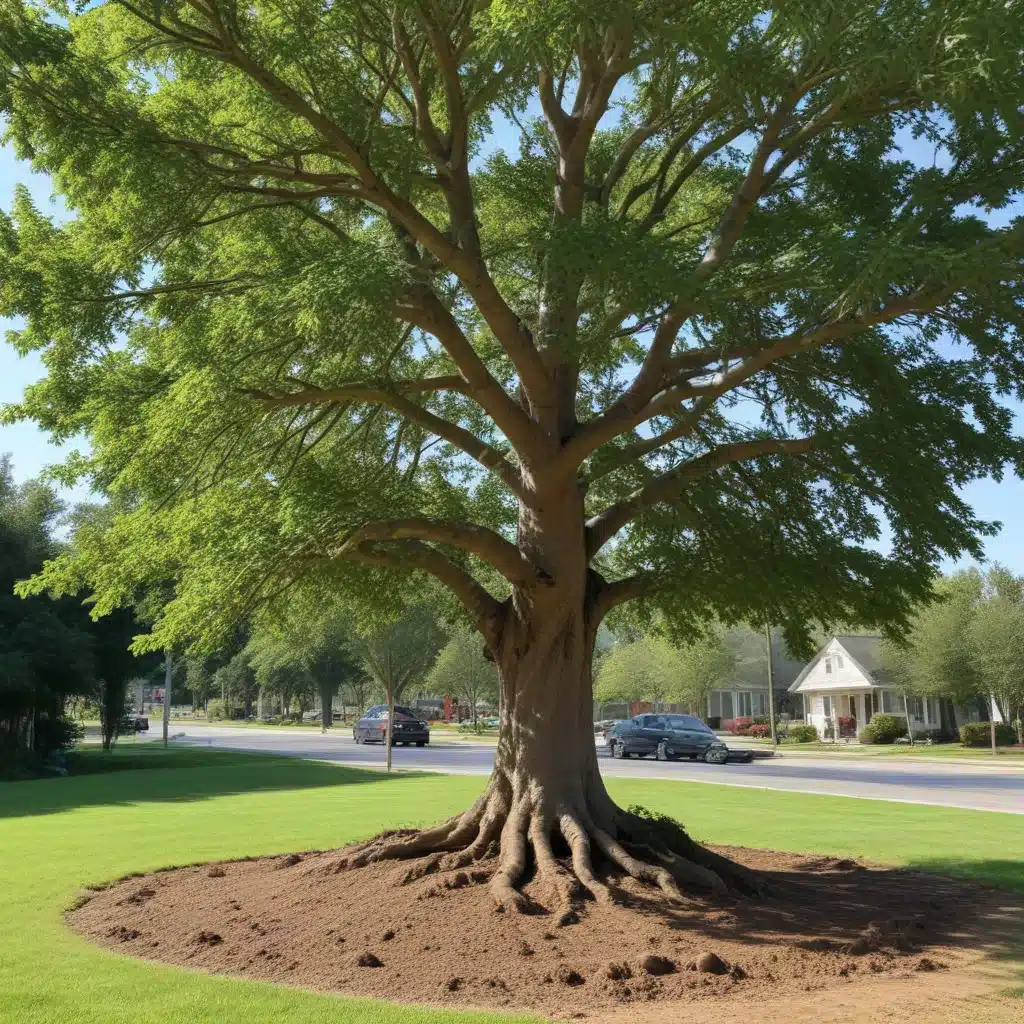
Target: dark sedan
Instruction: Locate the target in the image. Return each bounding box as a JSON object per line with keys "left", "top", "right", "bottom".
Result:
{"left": 605, "top": 713, "right": 753, "bottom": 764}
{"left": 353, "top": 705, "right": 430, "bottom": 746}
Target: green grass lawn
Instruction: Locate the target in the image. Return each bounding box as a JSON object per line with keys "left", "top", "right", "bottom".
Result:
{"left": 2, "top": 746, "right": 1022, "bottom": 1024}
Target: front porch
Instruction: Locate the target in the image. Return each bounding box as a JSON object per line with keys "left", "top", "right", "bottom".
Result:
{"left": 801, "top": 687, "right": 946, "bottom": 740}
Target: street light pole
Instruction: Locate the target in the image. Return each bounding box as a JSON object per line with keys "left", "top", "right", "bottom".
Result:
{"left": 764, "top": 623, "right": 778, "bottom": 747}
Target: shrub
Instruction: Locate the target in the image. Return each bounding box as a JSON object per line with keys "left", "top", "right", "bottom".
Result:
{"left": 746, "top": 723, "right": 771, "bottom": 738}
{"left": 860, "top": 714, "right": 907, "bottom": 744}
{"left": 726, "top": 717, "right": 753, "bottom": 735}
{"left": 959, "top": 722, "right": 1018, "bottom": 747}
{"left": 787, "top": 724, "right": 818, "bottom": 743}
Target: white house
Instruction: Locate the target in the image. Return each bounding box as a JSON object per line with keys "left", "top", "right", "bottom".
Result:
{"left": 788, "top": 635, "right": 952, "bottom": 739}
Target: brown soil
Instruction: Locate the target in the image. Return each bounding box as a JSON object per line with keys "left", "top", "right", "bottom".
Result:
{"left": 68, "top": 846, "right": 1024, "bottom": 1022}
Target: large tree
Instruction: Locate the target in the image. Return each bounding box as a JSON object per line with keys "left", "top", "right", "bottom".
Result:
{"left": 4, "top": 1, "right": 1024, "bottom": 906}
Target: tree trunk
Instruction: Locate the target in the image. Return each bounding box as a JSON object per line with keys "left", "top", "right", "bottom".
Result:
{"left": 342, "top": 578, "right": 759, "bottom": 913}
{"left": 320, "top": 678, "right": 334, "bottom": 734}
{"left": 385, "top": 687, "right": 395, "bottom": 774}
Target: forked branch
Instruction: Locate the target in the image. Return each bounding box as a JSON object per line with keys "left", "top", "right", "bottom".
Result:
{"left": 586, "top": 436, "right": 815, "bottom": 555}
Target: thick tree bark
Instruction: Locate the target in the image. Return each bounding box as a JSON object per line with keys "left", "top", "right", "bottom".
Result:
{"left": 342, "top": 543, "right": 760, "bottom": 912}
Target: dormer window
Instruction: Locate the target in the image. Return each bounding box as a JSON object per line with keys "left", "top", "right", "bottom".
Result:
{"left": 824, "top": 657, "right": 833, "bottom": 674}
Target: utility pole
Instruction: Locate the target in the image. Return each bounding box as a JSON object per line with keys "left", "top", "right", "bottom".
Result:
{"left": 990, "top": 694, "right": 997, "bottom": 756}
{"left": 764, "top": 623, "right": 778, "bottom": 747}
{"left": 162, "top": 650, "right": 172, "bottom": 748}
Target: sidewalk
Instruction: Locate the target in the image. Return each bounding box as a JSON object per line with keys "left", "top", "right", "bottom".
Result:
{"left": 725, "top": 738, "right": 1024, "bottom": 769}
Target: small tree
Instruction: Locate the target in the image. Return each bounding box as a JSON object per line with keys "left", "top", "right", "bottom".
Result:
{"left": 595, "top": 636, "right": 679, "bottom": 708}
{"left": 350, "top": 605, "right": 444, "bottom": 770}
{"left": 971, "top": 595, "right": 1024, "bottom": 745}
{"left": 596, "top": 630, "right": 734, "bottom": 715}
{"left": 428, "top": 626, "right": 499, "bottom": 729}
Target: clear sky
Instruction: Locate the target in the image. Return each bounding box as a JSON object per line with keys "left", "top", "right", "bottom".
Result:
{"left": 1, "top": 109, "right": 1022, "bottom": 572}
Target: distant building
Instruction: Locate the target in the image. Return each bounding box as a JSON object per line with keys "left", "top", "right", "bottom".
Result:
{"left": 788, "top": 635, "right": 970, "bottom": 738}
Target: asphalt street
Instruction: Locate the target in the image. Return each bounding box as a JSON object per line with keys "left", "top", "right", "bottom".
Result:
{"left": 143, "top": 724, "right": 1024, "bottom": 814}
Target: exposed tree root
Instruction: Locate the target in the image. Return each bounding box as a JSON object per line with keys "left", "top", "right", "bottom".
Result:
{"left": 338, "top": 771, "right": 761, "bottom": 919}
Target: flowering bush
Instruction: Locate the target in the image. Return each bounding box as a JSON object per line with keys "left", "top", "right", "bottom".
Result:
{"left": 838, "top": 715, "right": 857, "bottom": 738}
{"left": 725, "top": 717, "right": 753, "bottom": 735}
{"left": 746, "top": 723, "right": 771, "bottom": 738}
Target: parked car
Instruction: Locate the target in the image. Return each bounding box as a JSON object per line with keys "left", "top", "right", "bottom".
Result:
{"left": 605, "top": 714, "right": 753, "bottom": 764}
{"left": 352, "top": 705, "right": 430, "bottom": 746}
{"left": 131, "top": 715, "right": 149, "bottom": 733}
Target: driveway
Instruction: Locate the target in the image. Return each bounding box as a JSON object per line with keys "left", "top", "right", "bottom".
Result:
{"left": 143, "top": 724, "right": 1024, "bottom": 814}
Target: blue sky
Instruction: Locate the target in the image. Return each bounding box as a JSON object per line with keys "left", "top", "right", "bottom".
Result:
{"left": 1, "top": 109, "right": 1022, "bottom": 572}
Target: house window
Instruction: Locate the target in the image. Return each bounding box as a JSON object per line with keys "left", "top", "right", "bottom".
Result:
{"left": 906, "top": 696, "right": 923, "bottom": 720}
{"left": 880, "top": 689, "right": 900, "bottom": 714}
{"left": 752, "top": 692, "right": 768, "bottom": 717}
{"left": 822, "top": 694, "right": 834, "bottom": 719}
{"left": 835, "top": 655, "right": 844, "bottom": 669}
{"left": 824, "top": 657, "right": 833, "bottom": 674}
{"left": 736, "top": 692, "right": 752, "bottom": 717}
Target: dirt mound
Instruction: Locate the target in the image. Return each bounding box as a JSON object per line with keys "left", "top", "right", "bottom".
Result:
{"left": 68, "top": 844, "right": 1023, "bottom": 1020}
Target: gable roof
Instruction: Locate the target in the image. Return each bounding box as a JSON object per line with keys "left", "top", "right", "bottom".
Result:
{"left": 787, "top": 635, "right": 885, "bottom": 693}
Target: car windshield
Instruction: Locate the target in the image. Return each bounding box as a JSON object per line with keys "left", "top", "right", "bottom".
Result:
{"left": 667, "top": 715, "right": 713, "bottom": 732}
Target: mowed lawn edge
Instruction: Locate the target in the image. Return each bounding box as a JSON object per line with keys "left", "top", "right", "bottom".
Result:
{"left": 1, "top": 747, "right": 1022, "bottom": 1024}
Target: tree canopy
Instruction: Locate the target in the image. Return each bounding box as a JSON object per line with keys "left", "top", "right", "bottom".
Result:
{"left": 3, "top": 0, "right": 1024, "bottom": 908}
{"left": 883, "top": 566, "right": 1024, "bottom": 731}
{"left": 0, "top": 0, "right": 1021, "bottom": 656}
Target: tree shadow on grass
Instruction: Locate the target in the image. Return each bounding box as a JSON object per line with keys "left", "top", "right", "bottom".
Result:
{"left": 619, "top": 853, "right": 1024, "bottom": 975}
{"left": 0, "top": 745, "right": 429, "bottom": 820}
{"left": 909, "top": 858, "right": 1024, "bottom": 895}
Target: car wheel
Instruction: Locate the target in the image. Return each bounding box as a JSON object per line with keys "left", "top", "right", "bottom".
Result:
{"left": 611, "top": 740, "right": 625, "bottom": 759}
{"left": 656, "top": 740, "right": 670, "bottom": 761}
{"left": 353, "top": 732, "right": 360, "bottom": 744}
{"left": 704, "top": 748, "right": 726, "bottom": 765}
{"left": 416, "top": 741, "right": 426, "bottom": 747}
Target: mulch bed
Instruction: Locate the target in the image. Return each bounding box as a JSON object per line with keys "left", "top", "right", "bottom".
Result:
{"left": 68, "top": 844, "right": 1023, "bottom": 1020}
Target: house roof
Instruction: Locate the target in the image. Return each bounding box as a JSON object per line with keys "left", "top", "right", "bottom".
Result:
{"left": 787, "top": 635, "right": 886, "bottom": 693}
{"left": 722, "top": 628, "right": 805, "bottom": 690}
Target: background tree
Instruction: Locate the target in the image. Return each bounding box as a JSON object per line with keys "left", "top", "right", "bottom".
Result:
{"left": 596, "top": 629, "right": 734, "bottom": 713}
{"left": 247, "top": 596, "right": 362, "bottom": 729}
{"left": 350, "top": 604, "right": 445, "bottom": 770}
{"left": 882, "top": 566, "right": 1024, "bottom": 739}
{"left": 5, "top": 1, "right": 1024, "bottom": 906}
{"left": 972, "top": 594, "right": 1024, "bottom": 744}
{"left": 0, "top": 460, "right": 94, "bottom": 763}
{"left": 184, "top": 656, "right": 216, "bottom": 714}
{"left": 427, "top": 625, "right": 499, "bottom": 728}
{"left": 595, "top": 635, "right": 681, "bottom": 707}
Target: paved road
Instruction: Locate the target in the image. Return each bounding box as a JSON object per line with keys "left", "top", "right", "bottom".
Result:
{"left": 150, "top": 724, "right": 1024, "bottom": 814}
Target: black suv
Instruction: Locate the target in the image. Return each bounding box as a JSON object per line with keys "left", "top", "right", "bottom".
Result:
{"left": 606, "top": 714, "right": 750, "bottom": 764}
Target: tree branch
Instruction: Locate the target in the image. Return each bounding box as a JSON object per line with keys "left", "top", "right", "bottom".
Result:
{"left": 592, "top": 574, "right": 655, "bottom": 623}
{"left": 136, "top": 1, "right": 554, "bottom": 413}
{"left": 340, "top": 517, "right": 537, "bottom": 585}
{"left": 586, "top": 436, "right": 815, "bottom": 555}
{"left": 251, "top": 381, "right": 527, "bottom": 499}
{"left": 344, "top": 538, "right": 503, "bottom": 640}
{"left": 396, "top": 288, "right": 545, "bottom": 459}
